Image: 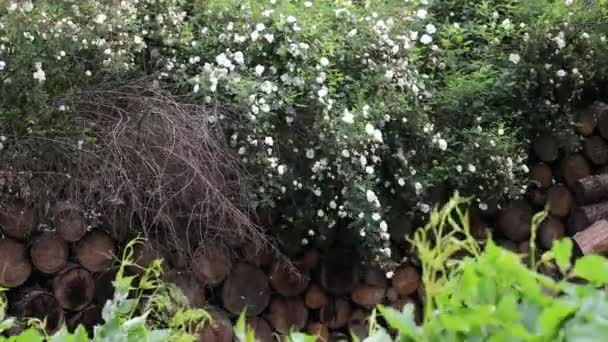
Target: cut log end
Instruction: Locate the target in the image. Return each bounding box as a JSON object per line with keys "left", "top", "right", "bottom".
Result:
{"left": 67, "top": 305, "right": 102, "bottom": 332}
{"left": 538, "top": 217, "right": 565, "bottom": 250}
{"left": 15, "top": 290, "right": 64, "bottom": 335}
{"left": 547, "top": 184, "right": 574, "bottom": 218}
{"left": 529, "top": 163, "right": 553, "bottom": 189}
{"left": 222, "top": 263, "right": 270, "bottom": 316}
{"left": 76, "top": 230, "right": 116, "bottom": 273}
{"left": 573, "top": 219, "right": 608, "bottom": 255}
{"left": 164, "top": 270, "right": 206, "bottom": 308}
{"left": 0, "top": 239, "right": 32, "bottom": 288}
{"left": 532, "top": 135, "right": 559, "bottom": 163}
{"left": 575, "top": 105, "right": 599, "bottom": 136}
{"left": 320, "top": 247, "right": 360, "bottom": 296}
{"left": 191, "top": 243, "right": 233, "bottom": 287}
{"left": 351, "top": 285, "right": 385, "bottom": 308}
{"left": 242, "top": 242, "right": 273, "bottom": 268}
{"left": 268, "top": 296, "right": 308, "bottom": 334}
{"left": 497, "top": 203, "right": 533, "bottom": 242}
{"left": 53, "top": 266, "right": 95, "bottom": 311}
{"left": 269, "top": 261, "right": 310, "bottom": 297}
{"left": 320, "top": 298, "right": 351, "bottom": 330}
{"left": 392, "top": 266, "right": 420, "bottom": 297}
{"left": 305, "top": 284, "right": 328, "bottom": 310}
{"left": 53, "top": 202, "right": 87, "bottom": 242}
{"left": 0, "top": 201, "right": 35, "bottom": 240}
{"left": 584, "top": 135, "right": 608, "bottom": 165}
{"left": 247, "top": 317, "right": 274, "bottom": 342}
{"left": 561, "top": 154, "right": 591, "bottom": 188}
{"left": 30, "top": 232, "right": 68, "bottom": 274}
{"left": 197, "top": 307, "right": 233, "bottom": 342}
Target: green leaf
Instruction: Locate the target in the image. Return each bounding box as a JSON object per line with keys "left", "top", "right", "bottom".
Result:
{"left": 552, "top": 239, "right": 573, "bottom": 274}
{"left": 377, "top": 304, "right": 420, "bottom": 338}
{"left": 538, "top": 302, "right": 577, "bottom": 336}
{"left": 573, "top": 255, "right": 608, "bottom": 285}
{"left": 362, "top": 329, "right": 392, "bottom": 342}
{"left": 286, "top": 332, "right": 317, "bottom": 342}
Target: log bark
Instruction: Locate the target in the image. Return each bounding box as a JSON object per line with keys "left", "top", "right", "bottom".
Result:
{"left": 320, "top": 298, "right": 351, "bottom": 329}
{"left": 191, "top": 243, "right": 233, "bottom": 287}
{"left": 529, "top": 163, "right": 553, "bottom": 189}
{"left": 242, "top": 242, "right": 273, "bottom": 268}
{"left": 596, "top": 102, "right": 608, "bottom": 139}
{"left": 320, "top": 247, "right": 360, "bottom": 296}
{"left": 349, "top": 309, "right": 369, "bottom": 340}
{"left": 247, "top": 317, "right": 274, "bottom": 342}
{"left": 30, "top": 232, "right": 68, "bottom": 274}
{"left": 267, "top": 296, "right": 308, "bottom": 334}
{"left": 0, "top": 201, "right": 34, "bottom": 240}
{"left": 538, "top": 217, "right": 565, "bottom": 250}
{"left": 392, "top": 266, "right": 420, "bottom": 297}
{"left": 52, "top": 202, "right": 87, "bottom": 242}
{"left": 14, "top": 290, "right": 64, "bottom": 334}
{"left": 269, "top": 261, "right": 310, "bottom": 297}
{"left": 561, "top": 154, "right": 591, "bottom": 188}
{"left": 532, "top": 135, "right": 559, "bottom": 163}
{"left": 569, "top": 201, "right": 608, "bottom": 234}
{"left": 304, "top": 284, "right": 328, "bottom": 310}
{"left": 574, "top": 174, "right": 608, "bottom": 205}
{"left": 351, "top": 285, "right": 385, "bottom": 308}
{"left": 573, "top": 219, "right": 608, "bottom": 255}
{"left": 222, "top": 263, "right": 270, "bottom": 316}
{"left": 307, "top": 322, "right": 329, "bottom": 342}
{"left": 53, "top": 266, "right": 95, "bottom": 311}
{"left": 584, "top": 135, "right": 608, "bottom": 165}
{"left": 67, "top": 304, "right": 102, "bottom": 332}
{"left": 497, "top": 201, "right": 533, "bottom": 242}
{"left": 75, "top": 230, "right": 116, "bottom": 273}
{"left": 547, "top": 184, "right": 574, "bottom": 218}
{"left": 164, "top": 270, "right": 206, "bottom": 308}
{"left": 0, "top": 238, "right": 31, "bottom": 288}
{"left": 197, "top": 307, "right": 233, "bottom": 342}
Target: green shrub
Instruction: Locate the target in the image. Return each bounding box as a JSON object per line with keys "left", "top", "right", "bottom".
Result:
{"left": 1, "top": 0, "right": 608, "bottom": 263}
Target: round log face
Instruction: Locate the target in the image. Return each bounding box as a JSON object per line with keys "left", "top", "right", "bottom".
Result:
{"left": 529, "top": 163, "right": 553, "bottom": 189}
{"left": 583, "top": 135, "right": 608, "bottom": 165}
{"left": 538, "top": 217, "right": 565, "bottom": 250}
{"left": 320, "top": 298, "right": 351, "bottom": 329}
{"left": 561, "top": 154, "right": 591, "bottom": 188}
{"left": 351, "top": 285, "right": 386, "bottom": 308}
{"left": 197, "top": 308, "right": 233, "bottom": 342}
{"left": 192, "top": 243, "right": 233, "bottom": 287}
{"left": 164, "top": 270, "right": 206, "bottom": 308}
{"left": 0, "top": 239, "right": 32, "bottom": 288}
{"left": 392, "top": 266, "right": 420, "bottom": 297}
{"left": 304, "top": 284, "right": 328, "bottom": 310}
{"left": 247, "top": 317, "right": 274, "bottom": 342}
{"left": 17, "top": 290, "right": 64, "bottom": 335}
{"left": 532, "top": 135, "right": 559, "bottom": 163}
{"left": 0, "top": 201, "right": 34, "bottom": 240}
{"left": 497, "top": 205, "right": 533, "bottom": 242}
{"left": 30, "top": 232, "right": 68, "bottom": 274}
{"left": 53, "top": 202, "right": 87, "bottom": 242}
{"left": 76, "top": 230, "right": 116, "bottom": 273}
{"left": 269, "top": 261, "right": 310, "bottom": 297}
{"left": 53, "top": 267, "right": 95, "bottom": 311}
{"left": 547, "top": 184, "right": 574, "bottom": 218}
{"left": 222, "top": 263, "right": 270, "bottom": 316}
{"left": 268, "top": 297, "right": 308, "bottom": 334}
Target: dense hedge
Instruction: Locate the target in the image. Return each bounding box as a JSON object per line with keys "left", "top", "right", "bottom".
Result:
{"left": 1, "top": 0, "right": 608, "bottom": 262}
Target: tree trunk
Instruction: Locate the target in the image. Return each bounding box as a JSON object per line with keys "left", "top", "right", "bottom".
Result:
{"left": 532, "top": 135, "right": 559, "bottom": 163}
{"left": 52, "top": 202, "right": 87, "bottom": 242}
{"left": 75, "top": 230, "right": 116, "bottom": 273}
{"left": 584, "top": 135, "right": 608, "bottom": 165}
{"left": 269, "top": 261, "right": 310, "bottom": 297}
{"left": 538, "top": 217, "right": 565, "bottom": 250}
{"left": 304, "top": 284, "right": 328, "bottom": 310}
{"left": 53, "top": 265, "right": 95, "bottom": 311}
{"left": 497, "top": 203, "right": 533, "bottom": 242}
{"left": 0, "top": 238, "right": 31, "bottom": 288}
{"left": 574, "top": 174, "right": 608, "bottom": 205}
{"left": 267, "top": 296, "right": 308, "bottom": 334}
{"left": 573, "top": 219, "right": 608, "bottom": 255}
{"left": 191, "top": 243, "right": 233, "bottom": 287}
{"left": 14, "top": 289, "right": 64, "bottom": 335}
{"left": 320, "top": 247, "right": 360, "bottom": 296}
{"left": 164, "top": 270, "right": 206, "bottom": 308}
{"left": 30, "top": 232, "right": 68, "bottom": 274}
{"left": 568, "top": 201, "right": 608, "bottom": 234}
{"left": 0, "top": 201, "right": 34, "bottom": 240}
{"left": 561, "top": 154, "right": 591, "bottom": 188}
{"left": 320, "top": 298, "right": 351, "bottom": 329}
{"left": 351, "top": 285, "right": 385, "bottom": 308}
{"left": 547, "top": 184, "right": 574, "bottom": 218}
{"left": 529, "top": 163, "right": 553, "bottom": 189}
{"left": 221, "top": 263, "right": 270, "bottom": 316}
{"left": 392, "top": 266, "right": 420, "bottom": 297}
{"left": 307, "top": 322, "right": 329, "bottom": 342}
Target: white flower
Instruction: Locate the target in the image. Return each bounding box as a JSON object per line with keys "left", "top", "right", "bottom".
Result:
{"left": 420, "top": 34, "right": 433, "bottom": 45}
{"left": 372, "top": 213, "right": 381, "bottom": 221}
{"left": 554, "top": 36, "right": 566, "bottom": 49}
{"left": 264, "top": 33, "right": 275, "bottom": 43}
{"left": 438, "top": 138, "right": 448, "bottom": 151}
{"left": 385, "top": 271, "right": 394, "bottom": 279}
{"left": 33, "top": 63, "right": 45, "bottom": 83}
{"left": 468, "top": 164, "right": 476, "bottom": 173}
{"left": 420, "top": 203, "right": 431, "bottom": 213}
{"left": 264, "top": 136, "right": 274, "bottom": 146}
{"left": 286, "top": 16, "right": 297, "bottom": 24}
{"left": 508, "top": 53, "right": 521, "bottom": 64}
{"left": 501, "top": 18, "right": 512, "bottom": 29}
{"left": 425, "top": 24, "right": 437, "bottom": 34}
{"left": 215, "top": 53, "right": 232, "bottom": 68}
{"left": 479, "top": 202, "right": 488, "bottom": 211}
{"left": 306, "top": 149, "right": 315, "bottom": 159}
{"left": 556, "top": 69, "right": 567, "bottom": 77}
{"left": 301, "top": 238, "right": 309, "bottom": 245}
{"left": 317, "top": 86, "right": 328, "bottom": 98}
{"left": 256, "top": 23, "right": 266, "bottom": 31}
{"left": 342, "top": 109, "right": 354, "bottom": 124}
{"left": 94, "top": 13, "right": 107, "bottom": 24}
{"left": 366, "top": 190, "right": 378, "bottom": 203}
{"left": 414, "top": 182, "right": 423, "bottom": 195}
{"left": 233, "top": 51, "right": 244, "bottom": 65}
{"left": 347, "top": 29, "right": 358, "bottom": 37}
{"left": 250, "top": 30, "right": 259, "bottom": 41}
{"left": 416, "top": 9, "right": 428, "bottom": 19}
{"left": 304, "top": 1, "right": 313, "bottom": 7}
{"left": 365, "top": 123, "right": 375, "bottom": 135}
{"left": 320, "top": 57, "right": 330, "bottom": 67}
{"left": 565, "top": 0, "right": 573, "bottom": 6}
{"left": 0, "top": 61, "right": 5, "bottom": 71}
{"left": 341, "top": 149, "right": 350, "bottom": 158}
{"left": 380, "top": 221, "right": 388, "bottom": 232}
{"left": 397, "top": 178, "right": 405, "bottom": 186}
{"left": 456, "top": 165, "right": 463, "bottom": 173}
{"left": 255, "top": 64, "right": 265, "bottom": 76}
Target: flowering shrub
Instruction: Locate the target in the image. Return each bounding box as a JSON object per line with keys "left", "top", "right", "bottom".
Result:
{"left": 1, "top": 0, "right": 608, "bottom": 264}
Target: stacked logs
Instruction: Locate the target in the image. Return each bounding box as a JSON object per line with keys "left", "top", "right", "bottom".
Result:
{"left": 0, "top": 201, "right": 116, "bottom": 335}
{"left": 487, "top": 101, "right": 608, "bottom": 259}
{"left": 183, "top": 242, "right": 423, "bottom": 342}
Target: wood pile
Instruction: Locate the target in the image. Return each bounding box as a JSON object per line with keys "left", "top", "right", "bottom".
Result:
{"left": 0, "top": 201, "right": 116, "bottom": 335}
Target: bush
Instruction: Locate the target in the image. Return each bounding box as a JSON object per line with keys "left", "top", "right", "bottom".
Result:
{"left": 1, "top": 0, "right": 608, "bottom": 263}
